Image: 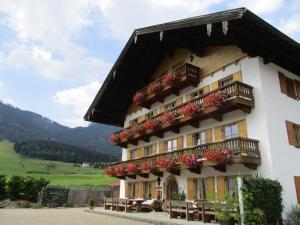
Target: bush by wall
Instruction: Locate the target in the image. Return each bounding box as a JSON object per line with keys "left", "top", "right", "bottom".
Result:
{"left": 40, "top": 185, "right": 69, "bottom": 207}
{"left": 0, "top": 175, "right": 6, "bottom": 200}
{"left": 242, "top": 176, "right": 283, "bottom": 225}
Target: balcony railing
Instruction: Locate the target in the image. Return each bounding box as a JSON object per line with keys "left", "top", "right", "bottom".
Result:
{"left": 135, "top": 63, "right": 200, "bottom": 108}
{"left": 113, "top": 81, "right": 255, "bottom": 148}
{"left": 106, "top": 137, "right": 260, "bottom": 179}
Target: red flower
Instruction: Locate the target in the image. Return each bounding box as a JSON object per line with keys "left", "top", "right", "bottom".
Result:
{"left": 119, "top": 130, "right": 131, "bottom": 140}
{"left": 114, "top": 165, "right": 125, "bottom": 176}
{"left": 131, "top": 125, "right": 145, "bottom": 135}
{"left": 179, "top": 154, "right": 200, "bottom": 167}
{"left": 204, "top": 148, "right": 231, "bottom": 163}
{"left": 204, "top": 91, "right": 227, "bottom": 108}
{"left": 156, "top": 158, "right": 177, "bottom": 170}
{"left": 126, "top": 163, "right": 137, "bottom": 174}
{"left": 147, "top": 82, "right": 162, "bottom": 95}
{"left": 133, "top": 92, "right": 146, "bottom": 105}
{"left": 140, "top": 161, "right": 156, "bottom": 171}
{"left": 160, "top": 112, "right": 177, "bottom": 123}
{"left": 109, "top": 134, "right": 120, "bottom": 144}
{"left": 144, "top": 119, "right": 161, "bottom": 130}
{"left": 104, "top": 167, "right": 114, "bottom": 176}
{"left": 162, "top": 73, "right": 177, "bottom": 86}
{"left": 179, "top": 102, "right": 202, "bottom": 117}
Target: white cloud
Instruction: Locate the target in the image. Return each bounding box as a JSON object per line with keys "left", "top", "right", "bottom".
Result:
{"left": 53, "top": 81, "right": 101, "bottom": 127}
{"left": 228, "top": 0, "right": 283, "bottom": 14}
{"left": 279, "top": 14, "right": 300, "bottom": 36}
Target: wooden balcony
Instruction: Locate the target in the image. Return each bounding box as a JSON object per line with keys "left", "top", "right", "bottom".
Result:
{"left": 115, "top": 81, "right": 255, "bottom": 148}
{"left": 108, "top": 137, "right": 260, "bottom": 179}
{"left": 136, "top": 63, "right": 200, "bottom": 108}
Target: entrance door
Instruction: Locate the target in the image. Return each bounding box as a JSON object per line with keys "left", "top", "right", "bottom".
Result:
{"left": 166, "top": 176, "right": 179, "bottom": 200}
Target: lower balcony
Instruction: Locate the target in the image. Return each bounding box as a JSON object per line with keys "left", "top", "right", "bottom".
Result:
{"left": 104, "top": 137, "right": 260, "bottom": 180}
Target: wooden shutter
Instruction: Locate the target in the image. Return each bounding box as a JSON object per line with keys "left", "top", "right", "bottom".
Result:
{"left": 278, "top": 72, "right": 288, "bottom": 95}
{"left": 175, "top": 98, "right": 183, "bottom": 106}
{"left": 202, "top": 85, "right": 210, "bottom": 94}
{"left": 159, "top": 141, "right": 165, "bottom": 153}
{"left": 217, "top": 177, "right": 226, "bottom": 201}
{"left": 211, "top": 81, "right": 219, "bottom": 90}
{"left": 187, "top": 134, "right": 193, "bottom": 147}
{"left": 238, "top": 120, "right": 248, "bottom": 138}
{"left": 186, "top": 93, "right": 193, "bottom": 102}
{"left": 151, "top": 181, "right": 156, "bottom": 199}
{"left": 134, "top": 182, "right": 139, "bottom": 198}
{"left": 127, "top": 150, "right": 131, "bottom": 160}
{"left": 138, "top": 115, "right": 146, "bottom": 123}
{"left": 159, "top": 105, "right": 165, "bottom": 113}
{"left": 151, "top": 143, "right": 157, "bottom": 155}
{"left": 206, "top": 128, "right": 213, "bottom": 143}
{"left": 294, "top": 177, "right": 300, "bottom": 203}
{"left": 286, "top": 121, "right": 298, "bottom": 146}
{"left": 125, "top": 182, "right": 129, "bottom": 198}
{"left": 139, "top": 182, "right": 144, "bottom": 198}
{"left": 177, "top": 136, "right": 183, "bottom": 149}
{"left": 214, "top": 126, "right": 224, "bottom": 142}
{"left": 233, "top": 71, "right": 242, "bottom": 82}
{"left": 136, "top": 148, "right": 143, "bottom": 158}
{"left": 207, "top": 177, "right": 215, "bottom": 195}
{"left": 295, "top": 80, "right": 300, "bottom": 99}
{"left": 187, "top": 178, "right": 196, "bottom": 200}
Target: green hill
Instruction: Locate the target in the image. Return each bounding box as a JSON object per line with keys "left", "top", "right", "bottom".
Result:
{"left": 0, "top": 141, "right": 117, "bottom": 186}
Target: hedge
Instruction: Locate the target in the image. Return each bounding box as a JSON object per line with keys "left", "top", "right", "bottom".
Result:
{"left": 242, "top": 176, "right": 283, "bottom": 225}
{"left": 40, "top": 185, "right": 69, "bottom": 207}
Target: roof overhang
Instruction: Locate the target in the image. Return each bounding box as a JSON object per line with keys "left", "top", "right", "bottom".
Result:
{"left": 84, "top": 8, "right": 300, "bottom": 127}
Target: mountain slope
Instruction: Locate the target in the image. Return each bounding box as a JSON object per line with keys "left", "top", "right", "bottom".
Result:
{"left": 0, "top": 102, "right": 121, "bottom": 158}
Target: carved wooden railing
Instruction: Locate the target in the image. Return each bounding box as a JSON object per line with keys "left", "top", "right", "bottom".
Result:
{"left": 114, "top": 81, "right": 254, "bottom": 147}
{"left": 108, "top": 137, "right": 260, "bottom": 171}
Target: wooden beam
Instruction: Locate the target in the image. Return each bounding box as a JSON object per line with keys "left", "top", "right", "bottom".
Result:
{"left": 188, "top": 167, "right": 201, "bottom": 174}
{"left": 139, "top": 173, "right": 149, "bottom": 178}
{"left": 210, "top": 112, "right": 222, "bottom": 121}
{"left": 213, "top": 164, "right": 226, "bottom": 172}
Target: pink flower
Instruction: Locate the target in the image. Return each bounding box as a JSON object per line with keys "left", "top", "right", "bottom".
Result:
{"left": 179, "top": 155, "right": 200, "bottom": 167}
{"left": 204, "top": 91, "right": 227, "bottom": 108}
{"left": 131, "top": 125, "right": 145, "bottom": 135}
{"left": 156, "top": 158, "right": 177, "bottom": 170}
{"left": 126, "top": 163, "right": 137, "bottom": 174}
{"left": 114, "top": 165, "right": 125, "bottom": 176}
{"left": 160, "top": 112, "right": 177, "bottom": 123}
{"left": 147, "top": 82, "right": 162, "bottom": 95}
{"left": 140, "top": 161, "right": 156, "bottom": 171}
{"left": 144, "top": 119, "right": 161, "bottom": 130}
{"left": 133, "top": 92, "right": 146, "bottom": 105}
{"left": 162, "top": 73, "right": 177, "bottom": 86}
{"left": 204, "top": 148, "right": 231, "bottom": 163}
{"left": 104, "top": 167, "right": 114, "bottom": 176}
{"left": 109, "top": 134, "right": 120, "bottom": 144}
{"left": 119, "top": 130, "right": 131, "bottom": 140}
{"left": 179, "top": 102, "right": 202, "bottom": 117}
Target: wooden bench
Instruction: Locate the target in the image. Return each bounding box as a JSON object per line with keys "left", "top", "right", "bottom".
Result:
{"left": 169, "top": 201, "right": 197, "bottom": 221}
{"left": 104, "top": 197, "right": 117, "bottom": 210}
{"left": 116, "top": 198, "right": 135, "bottom": 212}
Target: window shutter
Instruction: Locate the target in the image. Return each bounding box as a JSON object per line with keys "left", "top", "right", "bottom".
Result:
{"left": 217, "top": 177, "right": 226, "bottom": 201}
{"left": 214, "top": 126, "right": 224, "bottom": 142}
{"left": 139, "top": 182, "right": 144, "bottom": 198}
{"left": 207, "top": 177, "right": 215, "bottom": 196}
{"left": 286, "top": 121, "right": 298, "bottom": 146}
{"left": 177, "top": 136, "right": 183, "bottom": 149}
{"left": 211, "top": 81, "right": 219, "bottom": 90}
{"left": 233, "top": 71, "right": 242, "bottom": 82}
{"left": 127, "top": 150, "right": 131, "bottom": 160}
{"left": 294, "top": 177, "right": 300, "bottom": 203}
{"left": 151, "top": 181, "right": 156, "bottom": 199}
{"left": 206, "top": 128, "right": 213, "bottom": 143}
{"left": 134, "top": 182, "right": 139, "bottom": 198}
{"left": 175, "top": 97, "right": 183, "bottom": 106}
{"left": 151, "top": 143, "right": 157, "bottom": 155}
{"left": 159, "top": 141, "right": 165, "bottom": 153}
{"left": 187, "top": 134, "right": 193, "bottom": 147}
{"left": 203, "top": 85, "right": 210, "bottom": 94}
{"left": 278, "top": 72, "right": 288, "bottom": 95}
{"left": 138, "top": 115, "right": 146, "bottom": 123}
{"left": 295, "top": 80, "right": 300, "bottom": 99}
{"left": 186, "top": 94, "right": 193, "bottom": 102}
{"left": 187, "top": 178, "right": 196, "bottom": 200}
{"left": 159, "top": 105, "right": 165, "bottom": 113}
{"left": 238, "top": 120, "right": 248, "bottom": 138}
{"left": 125, "top": 182, "right": 129, "bottom": 198}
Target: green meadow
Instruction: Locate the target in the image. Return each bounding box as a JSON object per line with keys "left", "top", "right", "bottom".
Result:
{"left": 0, "top": 140, "right": 117, "bottom": 186}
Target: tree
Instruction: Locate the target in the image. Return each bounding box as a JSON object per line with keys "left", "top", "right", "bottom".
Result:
{"left": 0, "top": 175, "right": 6, "bottom": 200}
{"left": 45, "top": 162, "right": 56, "bottom": 174}
{"left": 6, "top": 176, "right": 25, "bottom": 200}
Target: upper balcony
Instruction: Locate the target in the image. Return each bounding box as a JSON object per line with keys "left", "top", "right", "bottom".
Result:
{"left": 104, "top": 137, "right": 261, "bottom": 179}
{"left": 133, "top": 63, "right": 200, "bottom": 108}
{"left": 110, "top": 81, "right": 255, "bottom": 148}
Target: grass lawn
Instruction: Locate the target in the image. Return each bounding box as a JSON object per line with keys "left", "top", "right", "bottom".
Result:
{"left": 0, "top": 140, "right": 117, "bottom": 186}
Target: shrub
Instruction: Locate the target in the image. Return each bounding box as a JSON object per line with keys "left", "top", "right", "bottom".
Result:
{"left": 0, "top": 175, "right": 6, "bottom": 200}
{"left": 133, "top": 92, "right": 146, "bottom": 105}
{"left": 40, "top": 185, "right": 69, "bottom": 207}
{"left": 89, "top": 199, "right": 95, "bottom": 207}
{"left": 285, "top": 206, "right": 300, "bottom": 225}
{"left": 6, "top": 175, "right": 25, "bottom": 200}
{"left": 241, "top": 176, "right": 283, "bottom": 225}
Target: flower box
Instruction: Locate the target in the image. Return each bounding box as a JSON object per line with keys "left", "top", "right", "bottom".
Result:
{"left": 204, "top": 148, "right": 231, "bottom": 163}
{"left": 162, "top": 72, "right": 177, "bottom": 87}
{"left": 160, "top": 112, "right": 178, "bottom": 123}
{"left": 109, "top": 134, "right": 120, "bottom": 144}
{"left": 179, "top": 154, "right": 201, "bottom": 168}
{"left": 126, "top": 163, "right": 137, "bottom": 175}
{"left": 131, "top": 125, "right": 145, "bottom": 135}
{"left": 147, "top": 82, "right": 162, "bottom": 95}
{"left": 104, "top": 167, "right": 115, "bottom": 176}
{"left": 114, "top": 165, "right": 125, "bottom": 176}
{"left": 179, "top": 102, "right": 202, "bottom": 117}
{"left": 204, "top": 91, "right": 227, "bottom": 108}
{"left": 140, "top": 161, "right": 157, "bottom": 173}
{"left": 144, "top": 119, "right": 161, "bottom": 130}
{"left": 133, "top": 92, "right": 146, "bottom": 105}
{"left": 156, "top": 158, "right": 177, "bottom": 171}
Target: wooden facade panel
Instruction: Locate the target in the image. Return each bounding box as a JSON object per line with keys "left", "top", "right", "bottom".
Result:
{"left": 233, "top": 71, "right": 242, "bottom": 82}
{"left": 127, "top": 150, "right": 131, "bottom": 160}
{"left": 151, "top": 181, "right": 156, "bottom": 199}
{"left": 294, "top": 177, "right": 300, "bottom": 204}
{"left": 159, "top": 141, "right": 165, "bottom": 153}
{"left": 187, "top": 178, "right": 195, "bottom": 200}
{"left": 152, "top": 143, "right": 157, "bottom": 155}
{"left": 214, "top": 126, "right": 224, "bottom": 142}
{"left": 177, "top": 136, "right": 183, "bottom": 149}
{"left": 278, "top": 72, "right": 288, "bottom": 95}
{"left": 207, "top": 177, "right": 215, "bottom": 195}
{"left": 175, "top": 98, "right": 183, "bottom": 106}
{"left": 238, "top": 120, "right": 248, "bottom": 138}
{"left": 159, "top": 105, "right": 165, "bottom": 114}
{"left": 286, "top": 120, "right": 298, "bottom": 146}
{"left": 187, "top": 134, "right": 193, "bottom": 147}
{"left": 211, "top": 81, "right": 219, "bottom": 91}
{"left": 206, "top": 128, "right": 213, "bottom": 143}
{"left": 295, "top": 80, "right": 300, "bottom": 99}
{"left": 134, "top": 182, "right": 139, "bottom": 198}
{"left": 202, "top": 85, "right": 210, "bottom": 94}
{"left": 217, "top": 177, "right": 226, "bottom": 201}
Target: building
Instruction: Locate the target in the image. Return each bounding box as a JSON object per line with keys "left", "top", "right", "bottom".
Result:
{"left": 85, "top": 8, "right": 300, "bottom": 213}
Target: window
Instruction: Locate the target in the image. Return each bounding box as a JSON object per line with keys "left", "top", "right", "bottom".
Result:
{"left": 287, "top": 77, "right": 297, "bottom": 99}
{"left": 145, "top": 110, "right": 157, "bottom": 120}
{"left": 128, "top": 183, "right": 135, "bottom": 198}
{"left": 286, "top": 121, "right": 300, "bottom": 147}
{"left": 130, "top": 150, "right": 137, "bottom": 159}
{"left": 166, "top": 139, "right": 177, "bottom": 151}
{"left": 144, "top": 145, "right": 152, "bottom": 156}
{"left": 296, "top": 125, "right": 300, "bottom": 146}
{"left": 193, "top": 130, "right": 206, "bottom": 145}
{"left": 294, "top": 177, "right": 300, "bottom": 204}
{"left": 195, "top": 178, "right": 208, "bottom": 200}
{"left": 143, "top": 182, "right": 152, "bottom": 199}
{"left": 278, "top": 72, "right": 300, "bottom": 100}
{"left": 224, "top": 123, "right": 238, "bottom": 139}
{"left": 165, "top": 101, "right": 176, "bottom": 110}
{"left": 219, "top": 75, "right": 233, "bottom": 88}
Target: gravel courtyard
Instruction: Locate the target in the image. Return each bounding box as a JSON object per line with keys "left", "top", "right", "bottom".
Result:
{"left": 0, "top": 208, "right": 150, "bottom": 225}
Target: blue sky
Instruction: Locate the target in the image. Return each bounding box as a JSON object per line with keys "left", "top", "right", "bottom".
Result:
{"left": 0, "top": 0, "right": 299, "bottom": 127}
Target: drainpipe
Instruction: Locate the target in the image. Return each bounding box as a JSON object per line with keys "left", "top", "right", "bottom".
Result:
{"left": 237, "top": 176, "right": 245, "bottom": 225}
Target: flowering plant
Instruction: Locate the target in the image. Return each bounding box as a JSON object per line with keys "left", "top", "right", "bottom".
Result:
{"left": 131, "top": 125, "right": 145, "bottom": 135}
{"left": 114, "top": 165, "right": 125, "bottom": 176}
{"left": 179, "top": 154, "right": 200, "bottom": 167}
{"left": 109, "top": 134, "right": 120, "bottom": 144}
{"left": 204, "top": 148, "right": 231, "bottom": 163}
{"left": 162, "top": 73, "right": 177, "bottom": 86}
{"left": 104, "top": 167, "right": 114, "bottom": 176}
{"left": 126, "top": 163, "right": 137, "bottom": 174}
{"left": 119, "top": 130, "right": 131, "bottom": 140}
{"left": 151, "top": 199, "right": 163, "bottom": 212}
{"left": 160, "top": 112, "right": 177, "bottom": 123}
{"left": 147, "top": 82, "right": 162, "bottom": 95}
{"left": 204, "top": 91, "right": 227, "bottom": 108}
{"left": 179, "top": 102, "right": 202, "bottom": 117}
{"left": 140, "top": 161, "right": 156, "bottom": 171}
{"left": 156, "top": 158, "right": 177, "bottom": 170}
{"left": 144, "top": 119, "right": 161, "bottom": 130}
{"left": 133, "top": 92, "right": 146, "bottom": 105}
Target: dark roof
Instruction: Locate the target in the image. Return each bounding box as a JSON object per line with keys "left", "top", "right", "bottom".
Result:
{"left": 84, "top": 8, "right": 300, "bottom": 127}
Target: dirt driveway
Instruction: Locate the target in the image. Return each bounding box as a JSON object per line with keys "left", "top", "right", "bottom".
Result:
{"left": 0, "top": 208, "right": 149, "bottom": 225}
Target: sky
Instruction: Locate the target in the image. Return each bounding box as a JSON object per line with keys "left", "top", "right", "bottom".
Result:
{"left": 0, "top": 0, "right": 299, "bottom": 128}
